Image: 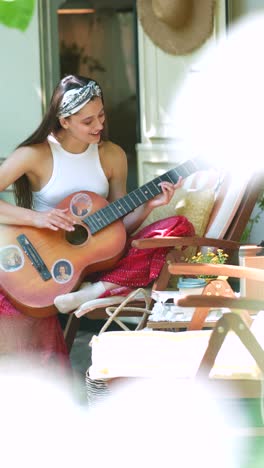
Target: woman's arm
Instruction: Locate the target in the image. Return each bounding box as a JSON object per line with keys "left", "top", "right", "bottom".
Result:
{"left": 0, "top": 147, "right": 75, "bottom": 231}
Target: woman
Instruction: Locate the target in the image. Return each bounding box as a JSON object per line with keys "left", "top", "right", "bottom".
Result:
{"left": 0, "top": 75, "right": 194, "bottom": 363}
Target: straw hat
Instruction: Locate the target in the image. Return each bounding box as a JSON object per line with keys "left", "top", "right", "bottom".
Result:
{"left": 137, "top": 0, "right": 215, "bottom": 55}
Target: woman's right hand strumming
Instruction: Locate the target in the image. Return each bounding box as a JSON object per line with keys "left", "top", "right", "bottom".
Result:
{"left": 32, "top": 208, "right": 75, "bottom": 232}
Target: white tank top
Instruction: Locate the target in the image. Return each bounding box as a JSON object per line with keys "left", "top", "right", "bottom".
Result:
{"left": 32, "top": 135, "right": 109, "bottom": 211}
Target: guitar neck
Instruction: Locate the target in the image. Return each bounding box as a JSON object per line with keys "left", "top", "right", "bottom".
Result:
{"left": 83, "top": 158, "right": 207, "bottom": 234}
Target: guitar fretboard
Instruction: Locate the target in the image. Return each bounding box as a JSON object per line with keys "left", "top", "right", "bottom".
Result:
{"left": 83, "top": 158, "right": 206, "bottom": 234}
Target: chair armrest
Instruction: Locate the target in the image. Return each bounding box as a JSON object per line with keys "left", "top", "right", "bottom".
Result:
{"left": 177, "top": 295, "right": 264, "bottom": 311}
{"left": 168, "top": 262, "right": 264, "bottom": 281}
{"left": 131, "top": 236, "right": 240, "bottom": 250}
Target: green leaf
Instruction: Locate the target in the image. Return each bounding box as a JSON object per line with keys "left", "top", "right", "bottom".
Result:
{"left": 0, "top": 0, "right": 35, "bottom": 31}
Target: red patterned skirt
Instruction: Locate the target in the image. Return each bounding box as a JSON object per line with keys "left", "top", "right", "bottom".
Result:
{"left": 96, "top": 215, "right": 195, "bottom": 297}
{"left": 0, "top": 294, "right": 70, "bottom": 367}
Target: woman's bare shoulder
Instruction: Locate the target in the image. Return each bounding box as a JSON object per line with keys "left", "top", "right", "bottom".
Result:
{"left": 100, "top": 140, "right": 126, "bottom": 157}
{"left": 99, "top": 140, "right": 124, "bottom": 153}
{"left": 7, "top": 141, "right": 49, "bottom": 165}
{"left": 0, "top": 141, "right": 50, "bottom": 190}
{"left": 98, "top": 140, "right": 127, "bottom": 185}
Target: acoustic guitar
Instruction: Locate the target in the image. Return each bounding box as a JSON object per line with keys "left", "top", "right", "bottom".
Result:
{"left": 0, "top": 159, "right": 205, "bottom": 318}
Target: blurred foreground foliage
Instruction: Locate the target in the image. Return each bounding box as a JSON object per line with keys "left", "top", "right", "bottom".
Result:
{"left": 0, "top": 0, "right": 35, "bottom": 31}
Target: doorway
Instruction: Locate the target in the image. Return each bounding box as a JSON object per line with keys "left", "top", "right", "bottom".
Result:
{"left": 40, "top": 0, "right": 139, "bottom": 192}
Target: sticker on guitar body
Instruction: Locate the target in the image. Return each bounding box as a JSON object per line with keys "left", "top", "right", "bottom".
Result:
{"left": 0, "top": 245, "right": 24, "bottom": 272}
{"left": 52, "top": 259, "right": 74, "bottom": 284}
{"left": 70, "top": 192, "right": 92, "bottom": 218}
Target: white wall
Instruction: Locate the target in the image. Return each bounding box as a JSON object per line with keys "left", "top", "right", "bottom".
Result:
{"left": 0, "top": 3, "right": 42, "bottom": 158}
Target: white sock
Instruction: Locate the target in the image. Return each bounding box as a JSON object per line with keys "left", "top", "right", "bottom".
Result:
{"left": 54, "top": 281, "right": 106, "bottom": 314}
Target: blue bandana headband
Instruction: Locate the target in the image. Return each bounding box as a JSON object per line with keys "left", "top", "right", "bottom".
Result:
{"left": 57, "top": 81, "right": 102, "bottom": 118}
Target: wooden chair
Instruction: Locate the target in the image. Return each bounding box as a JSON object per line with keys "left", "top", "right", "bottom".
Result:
{"left": 86, "top": 298, "right": 264, "bottom": 401}
{"left": 176, "top": 290, "right": 264, "bottom": 403}
{"left": 86, "top": 263, "right": 264, "bottom": 398}
{"left": 84, "top": 262, "right": 264, "bottom": 431}
{"left": 63, "top": 169, "right": 264, "bottom": 352}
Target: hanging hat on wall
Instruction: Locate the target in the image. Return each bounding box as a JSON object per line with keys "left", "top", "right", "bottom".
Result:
{"left": 137, "top": 0, "right": 215, "bottom": 55}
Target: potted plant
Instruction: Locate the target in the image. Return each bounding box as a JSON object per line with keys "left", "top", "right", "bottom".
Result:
{"left": 177, "top": 277, "right": 207, "bottom": 295}
{"left": 177, "top": 248, "right": 229, "bottom": 297}
{"left": 187, "top": 248, "right": 229, "bottom": 280}
{"left": 176, "top": 248, "right": 229, "bottom": 292}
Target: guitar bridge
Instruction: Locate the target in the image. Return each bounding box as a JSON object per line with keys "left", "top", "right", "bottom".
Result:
{"left": 17, "top": 234, "right": 52, "bottom": 281}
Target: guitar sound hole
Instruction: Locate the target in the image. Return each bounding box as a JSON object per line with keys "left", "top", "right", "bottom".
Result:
{"left": 65, "top": 224, "right": 89, "bottom": 245}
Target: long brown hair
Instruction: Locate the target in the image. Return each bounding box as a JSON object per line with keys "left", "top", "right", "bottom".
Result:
{"left": 14, "top": 75, "right": 105, "bottom": 208}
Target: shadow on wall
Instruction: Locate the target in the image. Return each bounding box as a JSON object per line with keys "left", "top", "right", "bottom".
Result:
{"left": 108, "top": 95, "right": 138, "bottom": 191}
